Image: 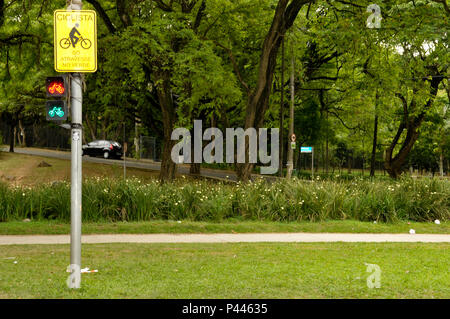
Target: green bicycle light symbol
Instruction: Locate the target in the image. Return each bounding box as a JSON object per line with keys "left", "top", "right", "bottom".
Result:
{"left": 48, "top": 106, "right": 65, "bottom": 118}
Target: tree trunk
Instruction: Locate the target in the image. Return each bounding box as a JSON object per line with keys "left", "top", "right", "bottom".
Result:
{"left": 384, "top": 75, "right": 443, "bottom": 178}
{"left": 439, "top": 153, "right": 444, "bottom": 177}
{"left": 370, "top": 91, "right": 379, "bottom": 177}
{"left": 236, "top": 0, "right": 311, "bottom": 182}
{"left": 347, "top": 155, "right": 351, "bottom": 174}
{"left": 189, "top": 127, "right": 200, "bottom": 174}
{"left": 157, "top": 71, "right": 177, "bottom": 182}
{"left": 370, "top": 114, "right": 378, "bottom": 177}
{"left": 85, "top": 114, "right": 97, "bottom": 140}
{"left": 160, "top": 137, "right": 176, "bottom": 182}
{"left": 134, "top": 117, "right": 140, "bottom": 159}
{"left": 9, "top": 121, "right": 15, "bottom": 152}
{"left": 101, "top": 121, "right": 107, "bottom": 140}
{"left": 190, "top": 163, "right": 201, "bottom": 174}
{"left": 18, "top": 119, "right": 25, "bottom": 146}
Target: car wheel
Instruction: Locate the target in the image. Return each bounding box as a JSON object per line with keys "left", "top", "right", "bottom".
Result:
{"left": 103, "top": 151, "right": 109, "bottom": 159}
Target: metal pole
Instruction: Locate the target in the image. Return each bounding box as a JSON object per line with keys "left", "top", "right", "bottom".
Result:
{"left": 68, "top": 0, "right": 83, "bottom": 289}
{"left": 286, "top": 45, "right": 295, "bottom": 179}
{"left": 312, "top": 147, "right": 314, "bottom": 179}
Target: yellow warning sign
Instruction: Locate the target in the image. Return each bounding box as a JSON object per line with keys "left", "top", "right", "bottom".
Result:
{"left": 54, "top": 10, "right": 97, "bottom": 73}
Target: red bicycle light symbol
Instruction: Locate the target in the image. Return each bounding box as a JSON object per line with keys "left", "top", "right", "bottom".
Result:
{"left": 48, "top": 82, "right": 65, "bottom": 95}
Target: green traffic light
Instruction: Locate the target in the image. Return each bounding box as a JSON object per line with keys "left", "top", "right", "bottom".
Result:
{"left": 46, "top": 101, "right": 67, "bottom": 121}
{"left": 48, "top": 106, "right": 65, "bottom": 118}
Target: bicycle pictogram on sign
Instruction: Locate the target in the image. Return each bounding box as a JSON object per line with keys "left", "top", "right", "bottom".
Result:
{"left": 59, "top": 23, "right": 92, "bottom": 49}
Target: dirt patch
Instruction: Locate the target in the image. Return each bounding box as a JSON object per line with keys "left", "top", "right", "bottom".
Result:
{"left": 0, "top": 153, "right": 66, "bottom": 186}
{"left": 37, "top": 161, "right": 52, "bottom": 168}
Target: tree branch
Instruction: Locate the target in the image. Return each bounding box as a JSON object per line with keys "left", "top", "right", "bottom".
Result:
{"left": 334, "top": 0, "right": 365, "bottom": 8}
{"left": 0, "top": 0, "right": 4, "bottom": 27}
{"left": 181, "top": 0, "right": 197, "bottom": 13}
{"left": 193, "top": 0, "right": 206, "bottom": 33}
{"left": 308, "top": 76, "right": 339, "bottom": 81}
{"left": 328, "top": 110, "right": 360, "bottom": 130}
{"left": 395, "top": 92, "right": 408, "bottom": 124}
{"left": 0, "top": 33, "right": 41, "bottom": 45}
{"left": 213, "top": 40, "right": 250, "bottom": 94}
{"left": 433, "top": 0, "right": 450, "bottom": 15}
{"left": 154, "top": 0, "right": 174, "bottom": 12}
{"left": 116, "top": 0, "right": 132, "bottom": 27}
{"left": 85, "top": 0, "right": 116, "bottom": 33}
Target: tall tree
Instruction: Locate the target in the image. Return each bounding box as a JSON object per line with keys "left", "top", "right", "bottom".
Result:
{"left": 228, "top": 0, "right": 313, "bottom": 181}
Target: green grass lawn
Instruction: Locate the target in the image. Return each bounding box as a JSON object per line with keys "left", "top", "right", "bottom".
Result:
{"left": 0, "top": 220, "right": 448, "bottom": 235}
{"left": 0, "top": 151, "right": 161, "bottom": 186}
{"left": 0, "top": 242, "right": 448, "bottom": 298}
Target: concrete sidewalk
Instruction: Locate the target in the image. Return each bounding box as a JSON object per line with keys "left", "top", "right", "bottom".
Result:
{"left": 0, "top": 233, "right": 449, "bottom": 245}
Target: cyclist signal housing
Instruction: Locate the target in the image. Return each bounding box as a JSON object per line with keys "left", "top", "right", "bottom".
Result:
{"left": 45, "top": 76, "right": 68, "bottom": 122}
{"left": 46, "top": 100, "right": 68, "bottom": 121}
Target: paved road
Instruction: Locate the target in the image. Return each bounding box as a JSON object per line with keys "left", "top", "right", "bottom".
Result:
{"left": 3, "top": 147, "right": 253, "bottom": 182}
{"left": 1, "top": 233, "right": 449, "bottom": 245}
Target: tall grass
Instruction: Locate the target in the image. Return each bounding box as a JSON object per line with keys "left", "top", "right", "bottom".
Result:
{"left": 0, "top": 177, "right": 448, "bottom": 223}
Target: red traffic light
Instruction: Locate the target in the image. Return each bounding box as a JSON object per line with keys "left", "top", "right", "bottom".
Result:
{"left": 48, "top": 81, "right": 65, "bottom": 95}
{"left": 46, "top": 77, "right": 66, "bottom": 97}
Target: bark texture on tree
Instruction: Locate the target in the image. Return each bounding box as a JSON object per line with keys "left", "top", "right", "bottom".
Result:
{"left": 156, "top": 71, "right": 177, "bottom": 182}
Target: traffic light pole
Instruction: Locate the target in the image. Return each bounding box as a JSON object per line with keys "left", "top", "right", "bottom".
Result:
{"left": 68, "top": 73, "right": 83, "bottom": 289}
{"left": 67, "top": 0, "right": 83, "bottom": 289}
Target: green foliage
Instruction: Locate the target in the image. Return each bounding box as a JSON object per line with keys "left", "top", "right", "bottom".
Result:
{"left": 1, "top": 177, "right": 448, "bottom": 223}
{"left": 0, "top": 0, "right": 448, "bottom": 175}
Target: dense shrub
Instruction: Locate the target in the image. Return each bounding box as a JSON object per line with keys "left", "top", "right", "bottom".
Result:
{"left": 0, "top": 177, "right": 448, "bottom": 223}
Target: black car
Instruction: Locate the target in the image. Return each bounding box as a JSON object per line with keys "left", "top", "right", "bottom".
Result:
{"left": 82, "top": 140, "right": 123, "bottom": 159}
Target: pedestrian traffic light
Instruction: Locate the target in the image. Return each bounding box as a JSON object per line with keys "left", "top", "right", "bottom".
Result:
{"left": 46, "top": 100, "right": 68, "bottom": 121}
{"left": 46, "top": 76, "right": 66, "bottom": 97}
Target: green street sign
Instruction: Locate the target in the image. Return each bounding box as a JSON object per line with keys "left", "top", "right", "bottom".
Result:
{"left": 46, "top": 100, "right": 68, "bottom": 121}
